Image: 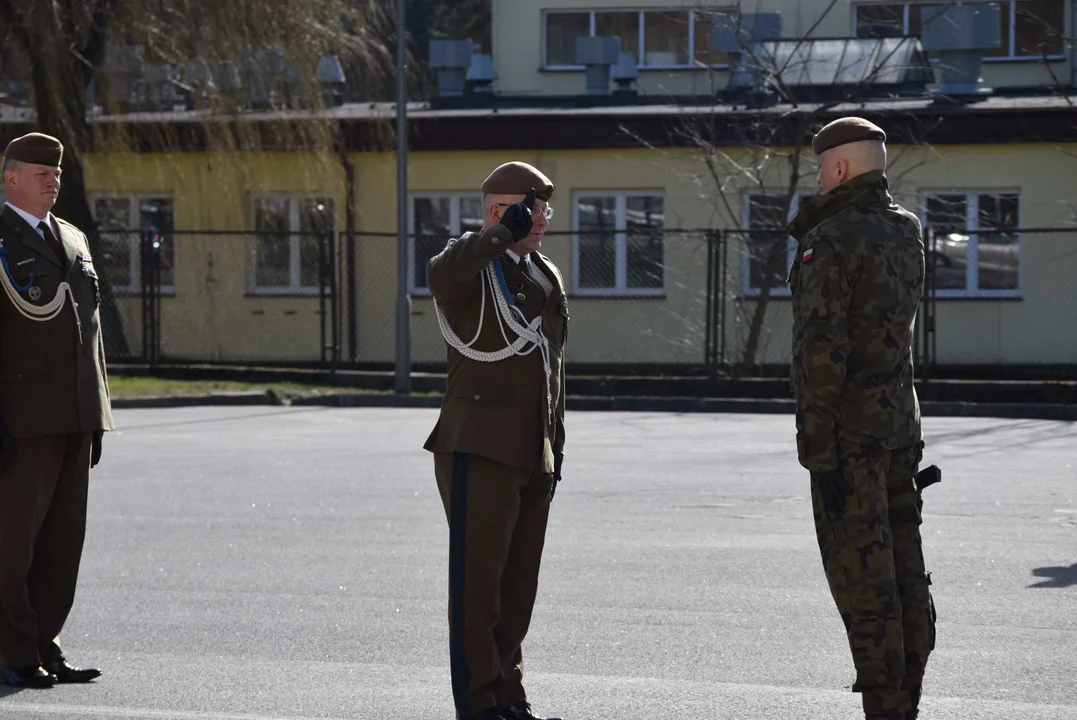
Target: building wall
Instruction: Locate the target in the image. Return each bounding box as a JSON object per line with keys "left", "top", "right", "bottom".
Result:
{"left": 491, "top": 0, "right": 1073, "bottom": 98}
{"left": 82, "top": 141, "right": 1077, "bottom": 367}
{"left": 85, "top": 151, "right": 344, "bottom": 362}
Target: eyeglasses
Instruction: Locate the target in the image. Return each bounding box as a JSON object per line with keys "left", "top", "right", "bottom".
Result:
{"left": 497, "top": 202, "right": 554, "bottom": 221}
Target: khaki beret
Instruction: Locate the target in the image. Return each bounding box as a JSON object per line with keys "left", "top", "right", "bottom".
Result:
{"left": 812, "top": 117, "right": 886, "bottom": 156}
{"left": 4, "top": 132, "right": 63, "bottom": 167}
{"left": 480, "top": 161, "right": 554, "bottom": 201}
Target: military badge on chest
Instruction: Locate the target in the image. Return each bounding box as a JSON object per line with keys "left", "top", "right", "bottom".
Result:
{"left": 77, "top": 250, "right": 101, "bottom": 305}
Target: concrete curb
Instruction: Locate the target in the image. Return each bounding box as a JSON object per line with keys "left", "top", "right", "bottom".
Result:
{"left": 109, "top": 392, "right": 1077, "bottom": 421}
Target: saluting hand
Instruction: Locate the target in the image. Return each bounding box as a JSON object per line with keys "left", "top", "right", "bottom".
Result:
{"left": 499, "top": 188, "right": 536, "bottom": 242}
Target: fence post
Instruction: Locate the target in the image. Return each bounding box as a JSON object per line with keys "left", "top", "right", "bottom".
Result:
{"left": 717, "top": 229, "right": 727, "bottom": 370}
{"left": 919, "top": 227, "right": 938, "bottom": 382}
{"left": 330, "top": 230, "right": 340, "bottom": 367}
{"left": 344, "top": 230, "right": 357, "bottom": 363}
{"left": 140, "top": 227, "right": 161, "bottom": 366}
{"left": 705, "top": 230, "right": 715, "bottom": 373}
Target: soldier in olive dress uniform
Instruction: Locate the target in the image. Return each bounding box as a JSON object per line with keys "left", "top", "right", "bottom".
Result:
{"left": 424, "top": 162, "right": 569, "bottom": 720}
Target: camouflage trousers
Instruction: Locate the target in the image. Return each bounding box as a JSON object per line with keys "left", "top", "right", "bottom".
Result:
{"left": 812, "top": 440, "right": 937, "bottom": 716}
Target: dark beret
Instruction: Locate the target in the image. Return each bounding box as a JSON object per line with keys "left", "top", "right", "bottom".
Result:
{"left": 480, "top": 161, "right": 554, "bottom": 201}
{"left": 4, "top": 132, "right": 63, "bottom": 167}
{"left": 812, "top": 117, "right": 886, "bottom": 156}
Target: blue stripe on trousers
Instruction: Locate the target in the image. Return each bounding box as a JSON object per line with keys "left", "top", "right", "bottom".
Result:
{"left": 449, "top": 452, "right": 471, "bottom": 718}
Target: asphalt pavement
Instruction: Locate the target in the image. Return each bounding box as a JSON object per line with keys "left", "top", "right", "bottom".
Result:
{"left": 1, "top": 407, "right": 1074, "bottom": 719}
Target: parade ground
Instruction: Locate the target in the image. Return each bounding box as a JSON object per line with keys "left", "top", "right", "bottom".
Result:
{"left": 0, "top": 407, "right": 1074, "bottom": 720}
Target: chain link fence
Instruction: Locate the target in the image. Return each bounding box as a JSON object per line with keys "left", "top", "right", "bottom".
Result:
{"left": 100, "top": 229, "right": 340, "bottom": 365}
{"left": 103, "top": 225, "right": 1076, "bottom": 379}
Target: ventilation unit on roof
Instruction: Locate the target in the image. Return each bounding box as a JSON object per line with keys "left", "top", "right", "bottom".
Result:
{"left": 713, "top": 12, "right": 782, "bottom": 94}
{"left": 466, "top": 52, "right": 495, "bottom": 94}
{"left": 142, "top": 64, "right": 183, "bottom": 110}
{"left": 575, "top": 36, "right": 621, "bottom": 96}
{"left": 919, "top": 3, "right": 1001, "bottom": 98}
{"left": 101, "top": 44, "right": 145, "bottom": 108}
{"left": 316, "top": 55, "right": 346, "bottom": 106}
{"left": 429, "top": 39, "right": 474, "bottom": 97}
{"left": 610, "top": 52, "right": 639, "bottom": 96}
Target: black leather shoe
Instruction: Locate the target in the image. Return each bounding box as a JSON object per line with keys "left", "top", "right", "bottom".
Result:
{"left": 865, "top": 714, "right": 905, "bottom": 720}
{"left": 506, "top": 702, "right": 562, "bottom": 720}
{"left": 43, "top": 658, "right": 101, "bottom": 683}
{"left": 0, "top": 665, "right": 56, "bottom": 688}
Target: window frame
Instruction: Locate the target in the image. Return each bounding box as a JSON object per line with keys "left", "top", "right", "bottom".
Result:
{"left": 248, "top": 193, "right": 335, "bottom": 296}
{"left": 851, "top": 0, "right": 1067, "bottom": 61}
{"left": 542, "top": 8, "right": 730, "bottom": 70}
{"left": 408, "top": 192, "right": 483, "bottom": 296}
{"left": 919, "top": 189, "right": 1023, "bottom": 298}
{"left": 90, "top": 192, "right": 176, "bottom": 296}
{"left": 571, "top": 190, "right": 667, "bottom": 298}
{"left": 740, "top": 190, "right": 817, "bottom": 298}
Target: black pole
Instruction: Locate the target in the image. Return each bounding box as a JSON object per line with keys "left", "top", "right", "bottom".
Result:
{"left": 705, "top": 231, "right": 715, "bottom": 373}
{"left": 344, "top": 159, "right": 358, "bottom": 363}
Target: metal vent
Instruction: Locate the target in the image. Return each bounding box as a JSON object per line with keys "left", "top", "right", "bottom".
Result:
{"left": 919, "top": 3, "right": 1001, "bottom": 96}
{"left": 466, "top": 53, "right": 495, "bottom": 93}
{"left": 102, "top": 44, "right": 145, "bottom": 106}
{"left": 429, "top": 40, "right": 474, "bottom": 98}
{"left": 713, "top": 13, "right": 781, "bottom": 94}
{"left": 610, "top": 52, "right": 639, "bottom": 95}
{"left": 317, "top": 55, "right": 346, "bottom": 106}
{"left": 575, "top": 36, "right": 620, "bottom": 96}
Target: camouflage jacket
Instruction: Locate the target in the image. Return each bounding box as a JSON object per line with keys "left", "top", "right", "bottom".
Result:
{"left": 786, "top": 170, "right": 924, "bottom": 472}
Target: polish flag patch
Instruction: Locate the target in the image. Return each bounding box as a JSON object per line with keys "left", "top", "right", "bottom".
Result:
{"left": 802, "top": 248, "right": 814, "bottom": 262}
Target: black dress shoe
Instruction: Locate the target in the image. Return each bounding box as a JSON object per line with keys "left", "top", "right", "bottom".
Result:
{"left": 0, "top": 665, "right": 56, "bottom": 688}
{"left": 43, "top": 658, "right": 101, "bottom": 683}
{"left": 506, "top": 702, "right": 562, "bottom": 720}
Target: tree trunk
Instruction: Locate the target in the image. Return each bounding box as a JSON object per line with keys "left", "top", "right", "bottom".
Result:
{"left": 740, "top": 238, "right": 789, "bottom": 367}
{"left": 18, "top": 5, "right": 133, "bottom": 358}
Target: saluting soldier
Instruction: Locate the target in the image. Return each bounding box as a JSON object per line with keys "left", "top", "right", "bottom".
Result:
{"left": 424, "top": 162, "right": 568, "bottom": 720}
{"left": 788, "top": 118, "right": 937, "bottom": 720}
{"left": 0, "top": 132, "right": 113, "bottom": 688}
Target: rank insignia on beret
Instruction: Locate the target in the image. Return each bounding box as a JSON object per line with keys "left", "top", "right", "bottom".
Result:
{"left": 802, "top": 248, "right": 814, "bottom": 262}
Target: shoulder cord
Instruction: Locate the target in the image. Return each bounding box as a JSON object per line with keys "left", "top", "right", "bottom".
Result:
{"left": 433, "top": 259, "right": 553, "bottom": 423}
{"left": 0, "top": 245, "right": 83, "bottom": 345}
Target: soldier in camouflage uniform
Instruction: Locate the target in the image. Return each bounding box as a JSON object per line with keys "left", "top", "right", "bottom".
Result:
{"left": 787, "top": 118, "right": 937, "bottom": 720}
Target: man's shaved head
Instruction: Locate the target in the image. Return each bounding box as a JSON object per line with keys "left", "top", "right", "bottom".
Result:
{"left": 816, "top": 139, "right": 887, "bottom": 193}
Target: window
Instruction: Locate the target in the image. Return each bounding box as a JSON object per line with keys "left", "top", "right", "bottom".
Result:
{"left": 543, "top": 9, "right": 729, "bottom": 69}
{"left": 572, "top": 192, "right": 664, "bottom": 296}
{"left": 409, "top": 193, "right": 483, "bottom": 293}
{"left": 922, "top": 191, "right": 1020, "bottom": 296}
{"left": 742, "top": 192, "right": 816, "bottom": 296}
{"left": 853, "top": 0, "right": 1065, "bottom": 58}
{"left": 249, "top": 196, "right": 334, "bottom": 294}
{"left": 91, "top": 195, "right": 175, "bottom": 294}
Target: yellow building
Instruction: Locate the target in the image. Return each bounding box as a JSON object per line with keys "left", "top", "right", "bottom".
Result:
{"left": 32, "top": 0, "right": 1077, "bottom": 372}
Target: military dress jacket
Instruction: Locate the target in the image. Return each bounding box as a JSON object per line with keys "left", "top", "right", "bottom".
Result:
{"left": 423, "top": 224, "right": 569, "bottom": 474}
{"left": 786, "top": 170, "right": 924, "bottom": 473}
{"left": 0, "top": 206, "right": 114, "bottom": 438}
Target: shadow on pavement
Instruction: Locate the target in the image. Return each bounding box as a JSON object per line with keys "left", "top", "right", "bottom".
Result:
{"left": 1028, "top": 562, "right": 1077, "bottom": 588}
